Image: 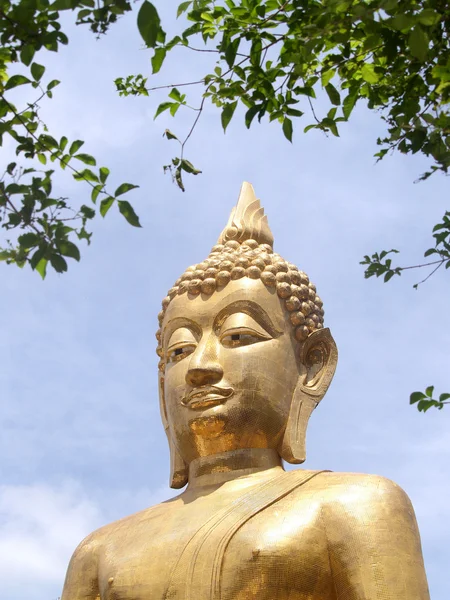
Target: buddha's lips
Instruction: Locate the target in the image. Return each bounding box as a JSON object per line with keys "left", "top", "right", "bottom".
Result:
{"left": 182, "top": 386, "right": 234, "bottom": 409}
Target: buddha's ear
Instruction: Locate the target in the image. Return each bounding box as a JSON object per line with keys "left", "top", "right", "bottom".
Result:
{"left": 279, "top": 328, "right": 338, "bottom": 464}
{"left": 158, "top": 372, "right": 188, "bottom": 489}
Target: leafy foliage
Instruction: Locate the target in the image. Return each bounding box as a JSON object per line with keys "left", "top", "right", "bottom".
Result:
{"left": 129, "top": 0, "right": 450, "bottom": 284}
{"left": 360, "top": 211, "right": 450, "bottom": 287}
{"left": 410, "top": 387, "right": 450, "bottom": 412}
{"left": 130, "top": 0, "right": 450, "bottom": 187}
{"left": 0, "top": 0, "right": 139, "bottom": 278}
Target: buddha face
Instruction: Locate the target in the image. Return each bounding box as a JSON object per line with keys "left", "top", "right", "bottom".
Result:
{"left": 160, "top": 278, "right": 303, "bottom": 464}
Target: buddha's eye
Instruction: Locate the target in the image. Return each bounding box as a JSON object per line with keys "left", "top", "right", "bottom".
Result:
{"left": 166, "top": 327, "right": 197, "bottom": 364}
{"left": 221, "top": 328, "right": 269, "bottom": 348}
{"left": 167, "top": 344, "right": 196, "bottom": 363}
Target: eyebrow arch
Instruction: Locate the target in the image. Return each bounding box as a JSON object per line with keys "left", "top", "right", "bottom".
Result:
{"left": 214, "top": 300, "right": 282, "bottom": 338}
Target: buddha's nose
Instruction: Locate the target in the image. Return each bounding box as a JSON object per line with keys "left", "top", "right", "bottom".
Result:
{"left": 185, "top": 338, "right": 224, "bottom": 387}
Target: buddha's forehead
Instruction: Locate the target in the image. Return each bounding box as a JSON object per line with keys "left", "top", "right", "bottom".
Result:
{"left": 162, "top": 278, "right": 286, "bottom": 334}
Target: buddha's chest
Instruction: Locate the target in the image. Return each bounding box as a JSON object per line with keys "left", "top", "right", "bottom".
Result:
{"left": 98, "top": 497, "right": 334, "bottom": 600}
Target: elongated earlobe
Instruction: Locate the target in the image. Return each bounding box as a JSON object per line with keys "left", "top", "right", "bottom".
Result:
{"left": 159, "top": 373, "right": 188, "bottom": 489}
{"left": 279, "top": 391, "right": 317, "bottom": 464}
{"left": 279, "top": 328, "right": 338, "bottom": 464}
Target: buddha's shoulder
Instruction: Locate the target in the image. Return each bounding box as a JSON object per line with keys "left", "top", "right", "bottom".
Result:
{"left": 69, "top": 495, "right": 181, "bottom": 560}
{"left": 288, "top": 469, "right": 413, "bottom": 513}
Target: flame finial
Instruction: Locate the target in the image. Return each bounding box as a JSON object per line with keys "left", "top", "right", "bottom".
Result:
{"left": 217, "top": 182, "right": 274, "bottom": 248}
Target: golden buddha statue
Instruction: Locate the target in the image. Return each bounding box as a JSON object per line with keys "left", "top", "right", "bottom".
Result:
{"left": 62, "top": 183, "right": 430, "bottom": 600}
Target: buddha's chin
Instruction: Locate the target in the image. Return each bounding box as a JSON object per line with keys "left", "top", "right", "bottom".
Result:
{"left": 189, "top": 413, "right": 227, "bottom": 439}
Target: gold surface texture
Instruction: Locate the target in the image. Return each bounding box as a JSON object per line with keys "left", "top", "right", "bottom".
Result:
{"left": 61, "top": 183, "right": 430, "bottom": 599}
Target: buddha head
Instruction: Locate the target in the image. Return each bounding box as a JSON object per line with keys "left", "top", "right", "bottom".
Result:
{"left": 156, "top": 183, "right": 338, "bottom": 488}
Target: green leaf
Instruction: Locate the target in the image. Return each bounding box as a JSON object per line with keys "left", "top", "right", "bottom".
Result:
{"left": 100, "top": 197, "right": 115, "bottom": 217}
{"left": 40, "top": 134, "right": 59, "bottom": 150}
{"left": 221, "top": 101, "right": 237, "bottom": 132}
{"left": 51, "top": 0, "right": 72, "bottom": 9}
{"left": 360, "top": 64, "right": 380, "bottom": 84}
{"left": 417, "top": 399, "right": 436, "bottom": 412}
{"left": 177, "top": 1, "right": 191, "bottom": 17}
{"left": 390, "top": 14, "right": 415, "bottom": 31}
{"left": 409, "top": 26, "right": 429, "bottom": 62}
{"left": 169, "top": 88, "right": 183, "bottom": 102}
{"left": 60, "top": 136, "right": 68, "bottom": 151}
{"left": 77, "top": 227, "right": 92, "bottom": 245}
{"left": 322, "top": 117, "right": 339, "bottom": 137}
{"left": 35, "top": 258, "right": 48, "bottom": 280}
{"left": 30, "top": 247, "right": 45, "bottom": 269}
{"left": 5, "top": 75, "right": 31, "bottom": 90}
{"left": 58, "top": 240, "right": 81, "bottom": 261}
{"left": 325, "top": 83, "right": 340, "bottom": 106}
{"left": 118, "top": 200, "right": 142, "bottom": 227}
{"left": 73, "top": 169, "right": 98, "bottom": 183}
{"left": 69, "top": 140, "right": 84, "bottom": 155}
{"left": 152, "top": 47, "right": 167, "bottom": 74}
{"left": 31, "top": 62, "right": 45, "bottom": 82}
{"left": 225, "top": 37, "right": 240, "bottom": 68}
{"left": 343, "top": 91, "right": 358, "bottom": 119}
{"left": 80, "top": 205, "right": 95, "bottom": 219}
{"left": 286, "top": 108, "right": 304, "bottom": 118}
{"left": 250, "top": 38, "right": 262, "bottom": 68}
{"left": 245, "top": 105, "right": 259, "bottom": 129}
{"left": 410, "top": 391, "right": 426, "bottom": 404}
{"left": 115, "top": 183, "right": 139, "bottom": 197}
{"left": 20, "top": 46, "right": 35, "bottom": 67}
{"left": 439, "top": 393, "right": 450, "bottom": 401}
{"left": 50, "top": 253, "right": 68, "bottom": 273}
{"left": 47, "top": 79, "right": 60, "bottom": 91}
{"left": 174, "top": 166, "right": 185, "bottom": 192}
{"left": 164, "top": 129, "right": 179, "bottom": 141}
{"left": 418, "top": 9, "right": 441, "bottom": 26}
{"left": 282, "top": 117, "right": 293, "bottom": 142}
{"left": 321, "top": 69, "right": 335, "bottom": 87}
{"left": 425, "top": 385, "right": 434, "bottom": 397}
{"left": 6, "top": 183, "right": 30, "bottom": 194}
{"left": 180, "top": 159, "right": 201, "bottom": 174}
{"left": 99, "top": 167, "right": 109, "bottom": 183}
{"left": 74, "top": 153, "right": 96, "bottom": 166}
{"left": 91, "top": 184, "right": 103, "bottom": 203}
{"left": 154, "top": 101, "right": 174, "bottom": 119}
{"left": 138, "top": 1, "right": 163, "bottom": 48}
{"left": 18, "top": 233, "right": 40, "bottom": 248}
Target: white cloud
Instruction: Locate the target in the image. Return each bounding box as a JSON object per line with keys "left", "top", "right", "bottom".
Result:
{"left": 0, "top": 480, "right": 177, "bottom": 600}
{"left": 0, "top": 482, "right": 101, "bottom": 599}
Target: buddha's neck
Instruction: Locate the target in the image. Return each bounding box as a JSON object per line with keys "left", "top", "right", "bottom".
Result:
{"left": 187, "top": 448, "right": 283, "bottom": 489}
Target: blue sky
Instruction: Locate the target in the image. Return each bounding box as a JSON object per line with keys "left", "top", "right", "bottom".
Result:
{"left": 1, "top": 6, "right": 449, "bottom": 599}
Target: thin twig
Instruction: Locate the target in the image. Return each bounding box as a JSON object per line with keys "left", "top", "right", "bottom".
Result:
{"left": 400, "top": 259, "right": 445, "bottom": 271}
{"left": 184, "top": 43, "right": 248, "bottom": 58}
{"left": 146, "top": 79, "right": 206, "bottom": 93}
{"left": 181, "top": 94, "right": 209, "bottom": 157}
{"left": 413, "top": 259, "right": 445, "bottom": 287}
{"left": 303, "top": 78, "right": 320, "bottom": 123}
